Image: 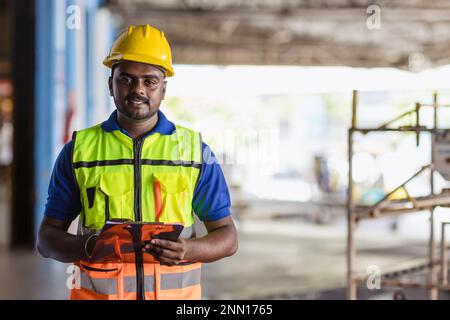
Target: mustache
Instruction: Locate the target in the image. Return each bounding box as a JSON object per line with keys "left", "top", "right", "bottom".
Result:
{"left": 126, "top": 94, "right": 150, "bottom": 104}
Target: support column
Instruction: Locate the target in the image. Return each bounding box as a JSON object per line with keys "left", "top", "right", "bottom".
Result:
{"left": 11, "top": 0, "right": 36, "bottom": 248}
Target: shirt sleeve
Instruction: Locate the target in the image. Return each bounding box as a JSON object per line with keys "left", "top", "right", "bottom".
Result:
{"left": 44, "top": 141, "right": 81, "bottom": 222}
{"left": 192, "top": 143, "right": 232, "bottom": 222}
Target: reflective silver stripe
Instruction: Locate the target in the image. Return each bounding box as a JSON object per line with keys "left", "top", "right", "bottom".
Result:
{"left": 161, "top": 268, "right": 201, "bottom": 290}
{"left": 144, "top": 276, "right": 156, "bottom": 292}
{"left": 124, "top": 276, "right": 155, "bottom": 293}
{"left": 123, "top": 276, "right": 136, "bottom": 293}
{"left": 80, "top": 271, "right": 117, "bottom": 295}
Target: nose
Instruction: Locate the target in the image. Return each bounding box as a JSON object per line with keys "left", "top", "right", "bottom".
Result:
{"left": 130, "top": 79, "right": 145, "bottom": 96}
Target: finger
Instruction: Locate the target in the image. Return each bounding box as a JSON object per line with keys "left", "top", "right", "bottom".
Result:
{"left": 141, "top": 246, "right": 154, "bottom": 253}
{"left": 141, "top": 243, "right": 154, "bottom": 252}
{"left": 141, "top": 247, "right": 158, "bottom": 258}
{"left": 142, "top": 243, "right": 169, "bottom": 253}
{"left": 156, "top": 255, "right": 181, "bottom": 266}
{"left": 141, "top": 243, "right": 161, "bottom": 254}
{"left": 151, "top": 239, "right": 179, "bottom": 250}
{"left": 153, "top": 246, "right": 183, "bottom": 260}
{"left": 142, "top": 243, "right": 155, "bottom": 250}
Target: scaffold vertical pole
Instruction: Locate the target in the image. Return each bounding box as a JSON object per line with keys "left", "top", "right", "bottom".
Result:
{"left": 347, "top": 90, "right": 358, "bottom": 300}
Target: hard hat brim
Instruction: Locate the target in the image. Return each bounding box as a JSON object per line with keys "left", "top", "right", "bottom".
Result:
{"left": 103, "top": 53, "right": 174, "bottom": 77}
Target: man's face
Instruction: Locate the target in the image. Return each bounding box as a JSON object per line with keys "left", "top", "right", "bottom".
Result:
{"left": 109, "top": 61, "right": 166, "bottom": 121}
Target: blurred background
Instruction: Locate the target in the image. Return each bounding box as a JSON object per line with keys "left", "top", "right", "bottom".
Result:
{"left": 2, "top": 0, "right": 450, "bottom": 299}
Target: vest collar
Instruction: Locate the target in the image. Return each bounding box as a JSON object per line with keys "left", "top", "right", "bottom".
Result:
{"left": 101, "top": 109, "right": 176, "bottom": 139}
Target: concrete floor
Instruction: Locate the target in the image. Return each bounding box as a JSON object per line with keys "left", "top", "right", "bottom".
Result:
{"left": 1, "top": 177, "right": 447, "bottom": 299}
{"left": 0, "top": 182, "right": 10, "bottom": 249}
{"left": 0, "top": 214, "right": 440, "bottom": 300}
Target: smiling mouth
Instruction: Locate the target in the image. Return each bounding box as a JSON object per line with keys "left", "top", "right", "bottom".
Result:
{"left": 127, "top": 99, "right": 147, "bottom": 105}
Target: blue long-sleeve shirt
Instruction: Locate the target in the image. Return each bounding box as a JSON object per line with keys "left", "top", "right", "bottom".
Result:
{"left": 44, "top": 110, "right": 231, "bottom": 223}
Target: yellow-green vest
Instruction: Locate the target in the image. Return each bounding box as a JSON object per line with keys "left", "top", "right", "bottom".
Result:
{"left": 71, "top": 122, "right": 202, "bottom": 235}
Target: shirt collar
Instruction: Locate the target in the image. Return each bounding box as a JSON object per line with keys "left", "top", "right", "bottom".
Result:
{"left": 101, "top": 109, "right": 175, "bottom": 138}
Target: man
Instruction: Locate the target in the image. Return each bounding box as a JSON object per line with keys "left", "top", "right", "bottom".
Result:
{"left": 37, "top": 24, "right": 238, "bottom": 300}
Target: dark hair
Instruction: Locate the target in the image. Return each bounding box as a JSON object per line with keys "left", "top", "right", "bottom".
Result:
{"left": 110, "top": 63, "right": 119, "bottom": 77}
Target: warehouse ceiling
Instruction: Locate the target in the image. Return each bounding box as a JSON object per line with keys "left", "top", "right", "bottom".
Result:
{"left": 105, "top": 0, "right": 450, "bottom": 71}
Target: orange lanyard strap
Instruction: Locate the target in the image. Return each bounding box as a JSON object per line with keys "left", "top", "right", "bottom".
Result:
{"left": 153, "top": 180, "right": 162, "bottom": 222}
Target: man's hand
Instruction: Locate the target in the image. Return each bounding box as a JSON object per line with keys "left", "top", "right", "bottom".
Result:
{"left": 142, "top": 238, "right": 192, "bottom": 266}
{"left": 142, "top": 216, "right": 237, "bottom": 265}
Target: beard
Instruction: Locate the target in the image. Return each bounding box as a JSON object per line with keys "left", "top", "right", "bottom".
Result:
{"left": 115, "top": 98, "right": 157, "bottom": 121}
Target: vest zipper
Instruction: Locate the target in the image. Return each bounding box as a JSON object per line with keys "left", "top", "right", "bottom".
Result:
{"left": 133, "top": 139, "right": 143, "bottom": 222}
{"left": 133, "top": 139, "right": 145, "bottom": 300}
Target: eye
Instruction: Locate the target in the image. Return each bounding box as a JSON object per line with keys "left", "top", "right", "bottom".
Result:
{"left": 119, "top": 76, "right": 132, "bottom": 85}
{"left": 144, "top": 79, "right": 157, "bottom": 86}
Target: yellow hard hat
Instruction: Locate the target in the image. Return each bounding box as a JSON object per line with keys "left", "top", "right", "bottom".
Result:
{"left": 103, "top": 24, "right": 174, "bottom": 77}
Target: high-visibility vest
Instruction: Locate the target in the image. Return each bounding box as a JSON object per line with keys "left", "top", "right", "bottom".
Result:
{"left": 69, "top": 121, "right": 202, "bottom": 300}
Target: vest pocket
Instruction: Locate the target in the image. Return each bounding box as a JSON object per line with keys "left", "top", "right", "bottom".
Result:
{"left": 82, "top": 186, "right": 107, "bottom": 230}
{"left": 82, "top": 173, "right": 133, "bottom": 230}
{"left": 99, "top": 173, "right": 133, "bottom": 221}
{"left": 76, "top": 262, "right": 123, "bottom": 299}
{"left": 152, "top": 173, "right": 192, "bottom": 224}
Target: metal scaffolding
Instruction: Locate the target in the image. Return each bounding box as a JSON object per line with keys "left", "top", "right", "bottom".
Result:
{"left": 347, "top": 90, "right": 450, "bottom": 300}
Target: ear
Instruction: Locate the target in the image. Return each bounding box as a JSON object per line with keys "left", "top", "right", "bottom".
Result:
{"left": 108, "top": 76, "right": 113, "bottom": 96}
{"left": 161, "top": 80, "right": 167, "bottom": 100}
